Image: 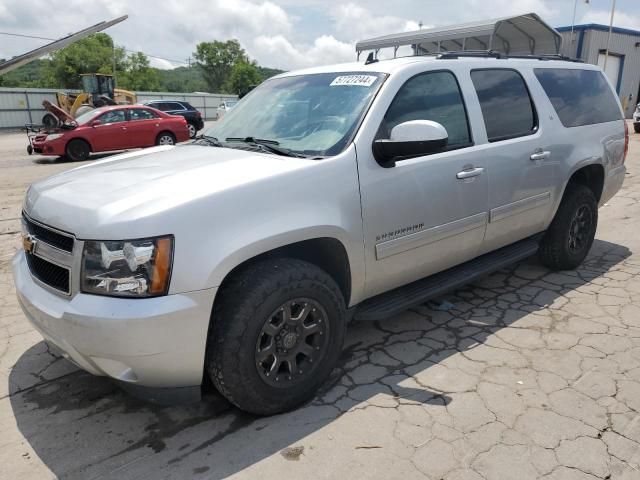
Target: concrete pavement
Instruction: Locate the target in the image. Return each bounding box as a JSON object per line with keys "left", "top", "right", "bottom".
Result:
{"left": 0, "top": 125, "right": 639, "bottom": 479}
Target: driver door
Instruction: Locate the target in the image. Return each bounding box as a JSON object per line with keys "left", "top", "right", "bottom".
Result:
{"left": 90, "top": 109, "right": 129, "bottom": 151}
{"left": 357, "top": 70, "right": 489, "bottom": 298}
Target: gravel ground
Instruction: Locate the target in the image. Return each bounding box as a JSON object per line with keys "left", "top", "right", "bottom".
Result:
{"left": 0, "top": 124, "right": 639, "bottom": 480}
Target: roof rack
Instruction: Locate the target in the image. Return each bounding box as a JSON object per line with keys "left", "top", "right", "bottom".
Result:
{"left": 435, "top": 50, "right": 582, "bottom": 62}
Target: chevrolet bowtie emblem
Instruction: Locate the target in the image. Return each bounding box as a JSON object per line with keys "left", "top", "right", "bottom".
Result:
{"left": 22, "top": 234, "right": 37, "bottom": 254}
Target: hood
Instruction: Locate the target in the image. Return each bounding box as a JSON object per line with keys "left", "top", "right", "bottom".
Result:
{"left": 25, "top": 144, "right": 311, "bottom": 238}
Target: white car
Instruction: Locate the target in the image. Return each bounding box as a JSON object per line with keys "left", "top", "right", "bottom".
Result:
{"left": 13, "top": 54, "right": 628, "bottom": 415}
{"left": 216, "top": 100, "right": 237, "bottom": 120}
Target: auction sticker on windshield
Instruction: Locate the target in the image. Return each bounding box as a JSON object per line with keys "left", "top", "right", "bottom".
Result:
{"left": 330, "top": 75, "right": 378, "bottom": 87}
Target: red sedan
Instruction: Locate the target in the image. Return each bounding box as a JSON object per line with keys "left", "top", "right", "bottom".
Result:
{"left": 30, "top": 105, "right": 190, "bottom": 161}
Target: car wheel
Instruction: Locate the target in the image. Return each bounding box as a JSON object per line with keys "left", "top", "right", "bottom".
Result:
{"left": 539, "top": 184, "right": 597, "bottom": 271}
{"left": 207, "top": 258, "right": 346, "bottom": 415}
{"left": 155, "top": 132, "right": 176, "bottom": 146}
{"left": 42, "top": 113, "right": 59, "bottom": 130}
{"left": 65, "top": 139, "right": 91, "bottom": 161}
{"left": 634, "top": 124, "right": 640, "bottom": 134}
{"left": 187, "top": 123, "right": 197, "bottom": 138}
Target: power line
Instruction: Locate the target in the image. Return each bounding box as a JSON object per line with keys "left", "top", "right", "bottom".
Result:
{"left": 0, "top": 30, "right": 189, "bottom": 66}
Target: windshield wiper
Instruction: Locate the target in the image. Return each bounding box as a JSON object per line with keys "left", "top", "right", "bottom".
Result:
{"left": 225, "top": 137, "right": 307, "bottom": 158}
{"left": 194, "top": 134, "right": 223, "bottom": 147}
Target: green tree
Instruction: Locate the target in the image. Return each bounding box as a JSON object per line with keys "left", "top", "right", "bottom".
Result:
{"left": 46, "top": 33, "right": 127, "bottom": 89}
{"left": 193, "top": 39, "right": 248, "bottom": 92}
{"left": 118, "top": 52, "right": 160, "bottom": 91}
{"left": 225, "top": 61, "right": 262, "bottom": 96}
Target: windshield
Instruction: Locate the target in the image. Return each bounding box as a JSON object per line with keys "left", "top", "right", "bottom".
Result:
{"left": 204, "top": 72, "right": 386, "bottom": 156}
{"left": 74, "top": 108, "right": 107, "bottom": 125}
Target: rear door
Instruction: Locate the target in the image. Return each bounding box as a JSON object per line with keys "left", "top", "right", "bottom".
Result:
{"left": 125, "top": 108, "right": 162, "bottom": 147}
{"left": 90, "top": 109, "right": 128, "bottom": 151}
{"left": 470, "top": 68, "right": 558, "bottom": 254}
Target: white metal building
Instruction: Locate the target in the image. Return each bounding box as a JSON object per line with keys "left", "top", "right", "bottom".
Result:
{"left": 557, "top": 24, "right": 640, "bottom": 118}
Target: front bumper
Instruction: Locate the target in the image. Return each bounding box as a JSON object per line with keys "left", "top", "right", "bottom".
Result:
{"left": 31, "top": 140, "right": 64, "bottom": 156}
{"left": 13, "top": 251, "right": 216, "bottom": 392}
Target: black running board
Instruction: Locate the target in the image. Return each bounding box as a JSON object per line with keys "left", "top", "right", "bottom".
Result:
{"left": 354, "top": 234, "right": 542, "bottom": 321}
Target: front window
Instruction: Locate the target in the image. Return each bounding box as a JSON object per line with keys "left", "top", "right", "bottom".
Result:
{"left": 75, "top": 107, "right": 108, "bottom": 125}
{"left": 204, "top": 72, "right": 386, "bottom": 157}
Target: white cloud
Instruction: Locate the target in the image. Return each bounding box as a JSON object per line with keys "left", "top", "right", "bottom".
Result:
{"left": 148, "top": 57, "right": 178, "bottom": 70}
{"left": 250, "top": 34, "right": 354, "bottom": 70}
{"left": 580, "top": 10, "right": 640, "bottom": 31}
{"left": 332, "top": 3, "right": 427, "bottom": 42}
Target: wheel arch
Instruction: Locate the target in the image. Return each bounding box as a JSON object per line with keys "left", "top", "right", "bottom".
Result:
{"left": 565, "top": 163, "right": 605, "bottom": 204}
{"left": 214, "top": 236, "right": 353, "bottom": 308}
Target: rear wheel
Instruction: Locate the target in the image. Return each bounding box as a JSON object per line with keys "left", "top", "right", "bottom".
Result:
{"left": 187, "top": 123, "right": 197, "bottom": 138}
{"left": 65, "top": 139, "right": 91, "bottom": 161}
{"left": 155, "top": 132, "right": 176, "bottom": 146}
{"left": 207, "top": 258, "right": 346, "bottom": 415}
{"left": 539, "top": 184, "right": 597, "bottom": 270}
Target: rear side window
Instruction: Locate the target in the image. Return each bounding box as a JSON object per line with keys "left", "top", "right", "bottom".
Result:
{"left": 381, "top": 70, "right": 471, "bottom": 148}
{"left": 534, "top": 68, "right": 622, "bottom": 127}
{"left": 471, "top": 69, "right": 537, "bottom": 142}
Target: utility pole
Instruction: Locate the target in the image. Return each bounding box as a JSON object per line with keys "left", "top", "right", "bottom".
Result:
{"left": 604, "top": 0, "right": 616, "bottom": 71}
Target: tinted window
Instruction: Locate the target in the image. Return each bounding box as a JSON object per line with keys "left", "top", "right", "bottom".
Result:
{"left": 98, "top": 110, "right": 126, "bottom": 124}
{"left": 381, "top": 71, "right": 471, "bottom": 148}
{"left": 471, "top": 69, "right": 537, "bottom": 142}
{"left": 167, "top": 102, "right": 185, "bottom": 111}
{"left": 534, "top": 68, "right": 622, "bottom": 127}
{"left": 130, "top": 109, "right": 158, "bottom": 121}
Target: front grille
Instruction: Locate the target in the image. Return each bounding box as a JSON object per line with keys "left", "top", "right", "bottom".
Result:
{"left": 23, "top": 214, "right": 74, "bottom": 252}
{"left": 25, "top": 252, "right": 70, "bottom": 294}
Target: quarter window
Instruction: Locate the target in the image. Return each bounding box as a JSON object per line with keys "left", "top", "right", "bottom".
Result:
{"left": 534, "top": 68, "right": 622, "bottom": 127}
{"left": 381, "top": 71, "right": 471, "bottom": 149}
{"left": 471, "top": 69, "right": 537, "bottom": 142}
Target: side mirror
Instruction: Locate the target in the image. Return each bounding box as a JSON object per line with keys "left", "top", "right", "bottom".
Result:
{"left": 89, "top": 119, "right": 102, "bottom": 127}
{"left": 373, "top": 120, "right": 448, "bottom": 167}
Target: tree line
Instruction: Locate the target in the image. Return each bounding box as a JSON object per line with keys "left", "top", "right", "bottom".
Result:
{"left": 0, "top": 34, "right": 283, "bottom": 94}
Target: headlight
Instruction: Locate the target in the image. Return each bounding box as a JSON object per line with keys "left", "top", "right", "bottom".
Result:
{"left": 81, "top": 236, "right": 173, "bottom": 297}
{"left": 46, "top": 133, "right": 64, "bottom": 141}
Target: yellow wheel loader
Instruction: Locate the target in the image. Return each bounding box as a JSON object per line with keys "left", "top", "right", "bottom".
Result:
{"left": 42, "top": 73, "right": 136, "bottom": 128}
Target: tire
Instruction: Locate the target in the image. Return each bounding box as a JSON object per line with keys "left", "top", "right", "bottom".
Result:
{"left": 634, "top": 124, "right": 640, "bottom": 134}
{"left": 207, "top": 258, "right": 346, "bottom": 415}
{"left": 65, "top": 139, "right": 91, "bottom": 161}
{"left": 187, "top": 123, "right": 197, "bottom": 139}
{"left": 155, "top": 132, "right": 176, "bottom": 146}
{"left": 74, "top": 105, "right": 93, "bottom": 117}
{"left": 42, "top": 113, "right": 59, "bottom": 130}
{"left": 539, "top": 184, "right": 598, "bottom": 271}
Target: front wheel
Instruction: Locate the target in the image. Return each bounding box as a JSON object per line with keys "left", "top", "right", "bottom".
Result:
{"left": 155, "top": 132, "right": 176, "bottom": 146}
{"left": 207, "top": 258, "right": 346, "bottom": 415}
{"left": 65, "top": 139, "right": 91, "bottom": 161}
{"left": 539, "top": 184, "right": 597, "bottom": 271}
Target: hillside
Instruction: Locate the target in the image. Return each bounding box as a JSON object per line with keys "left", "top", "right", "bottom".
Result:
{"left": 0, "top": 59, "right": 284, "bottom": 93}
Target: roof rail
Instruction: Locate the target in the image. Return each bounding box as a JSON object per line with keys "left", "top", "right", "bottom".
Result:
{"left": 435, "top": 50, "right": 582, "bottom": 62}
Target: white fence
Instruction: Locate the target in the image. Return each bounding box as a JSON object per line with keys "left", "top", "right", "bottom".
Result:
{"left": 0, "top": 87, "right": 238, "bottom": 129}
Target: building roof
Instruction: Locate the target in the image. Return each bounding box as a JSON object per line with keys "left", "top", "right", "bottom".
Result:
{"left": 355, "top": 13, "right": 563, "bottom": 57}
{"left": 556, "top": 23, "right": 640, "bottom": 38}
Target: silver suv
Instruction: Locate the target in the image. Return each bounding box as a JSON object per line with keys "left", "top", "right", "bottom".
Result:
{"left": 13, "top": 54, "right": 628, "bottom": 414}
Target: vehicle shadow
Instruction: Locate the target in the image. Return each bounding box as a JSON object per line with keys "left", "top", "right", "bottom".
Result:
{"left": 8, "top": 239, "right": 630, "bottom": 479}
{"left": 32, "top": 151, "right": 126, "bottom": 164}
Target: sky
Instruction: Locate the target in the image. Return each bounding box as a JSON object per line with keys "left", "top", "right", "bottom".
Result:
{"left": 1, "top": 0, "right": 639, "bottom": 71}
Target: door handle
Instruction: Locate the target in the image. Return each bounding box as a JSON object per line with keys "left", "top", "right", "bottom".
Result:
{"left": 530, "top": 150, "right": 551, "bottom": 161}
{"left": 456, "top": 167, "right": 484, "bottom": 179}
